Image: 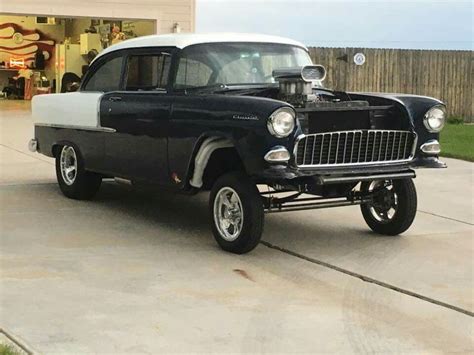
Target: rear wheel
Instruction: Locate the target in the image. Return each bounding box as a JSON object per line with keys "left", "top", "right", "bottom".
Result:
{"left": 360, "top": 178, "right": 417, "bottom": 235}
{"left": 209, "top": 171, "right": 264, "bottom": 254}
{"left": 55, "top": 145, "right": 102, "bottom": 200}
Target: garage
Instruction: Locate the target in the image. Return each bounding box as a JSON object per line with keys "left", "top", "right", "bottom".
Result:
{"left": 0, "top": 0, "right": 195, "bottom": 98}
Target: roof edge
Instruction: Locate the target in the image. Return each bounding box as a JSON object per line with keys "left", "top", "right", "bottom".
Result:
{"left": 93, "top": 33, "right": 308, "bottom": 62}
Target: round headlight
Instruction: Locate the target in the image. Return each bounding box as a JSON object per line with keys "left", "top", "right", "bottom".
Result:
{"left": 424, "top": 105, "right": 446, "bottom": 132}
{"left": 267, "top": 107, "right": 295, "bottom": 138}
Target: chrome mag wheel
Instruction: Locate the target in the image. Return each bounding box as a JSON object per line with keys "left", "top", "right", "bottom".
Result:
{"left": 209, "top": 171, "right": 264, "bottom": 254}
{"left": 213, "top": 187, "right": 244, "bottom": 241}
{"left": 367, "top": 180, "right": 399, "bottom": 223}
{"left": 60, "top": 146, "right": 78, "bottom": 185}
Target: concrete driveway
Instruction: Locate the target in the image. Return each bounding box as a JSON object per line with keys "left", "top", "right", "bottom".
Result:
{"left": 1, "top": 100, "right": 473, "bottom": 353}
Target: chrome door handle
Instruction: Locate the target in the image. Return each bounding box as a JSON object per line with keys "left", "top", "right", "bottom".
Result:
{"left": 108, "top": 96, "right": 122, "bottom": 102}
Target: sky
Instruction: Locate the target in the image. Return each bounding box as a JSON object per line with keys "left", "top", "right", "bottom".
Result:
{"left": 196, "top": 0, "right": 473, "bottom": 50}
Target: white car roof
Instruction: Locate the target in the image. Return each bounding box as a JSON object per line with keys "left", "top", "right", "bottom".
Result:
{"left": 95, "top": 33, "right": 308, "bottom": 61}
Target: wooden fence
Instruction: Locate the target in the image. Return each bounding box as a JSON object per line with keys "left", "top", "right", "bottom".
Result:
{"left": 308, "top": 47, "right": 473, "bottom": 122}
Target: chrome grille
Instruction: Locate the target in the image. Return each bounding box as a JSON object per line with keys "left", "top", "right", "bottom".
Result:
{"left": 295, "top": 130, "right": 416, "bottom": 167}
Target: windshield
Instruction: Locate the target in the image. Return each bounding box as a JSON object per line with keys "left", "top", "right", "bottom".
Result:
{"left": 175, "top": 43, "right": 313, "bottom": 89}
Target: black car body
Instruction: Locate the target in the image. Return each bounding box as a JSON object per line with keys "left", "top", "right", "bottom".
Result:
{"left": 30, "top": 33, "right": 447, "bottom": 253}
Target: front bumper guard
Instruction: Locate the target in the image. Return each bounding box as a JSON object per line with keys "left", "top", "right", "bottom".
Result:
{"left": 316, "top": 171, "right": 415, "bottom": 185}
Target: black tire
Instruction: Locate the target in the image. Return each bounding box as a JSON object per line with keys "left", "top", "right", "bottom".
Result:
{"left": 209, "top": 171, "right": 264, "bottom": 254}
{"left": 55, "top": 145, "right": 102, "bottom": 200}
{"left": 360, "top": 178, "right": 417, "bottom": 235}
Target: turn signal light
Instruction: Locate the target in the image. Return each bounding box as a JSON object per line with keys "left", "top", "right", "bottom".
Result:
{"left": 420, "top": 140, "right": 441, "bottom": 155}
{"left": 264, "top": 147, "right": 291, "bottom": 163}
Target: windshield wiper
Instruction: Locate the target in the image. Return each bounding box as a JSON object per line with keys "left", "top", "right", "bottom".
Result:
{"left": 223, "top": 86, "right": 277, "bottom": 95}
{"left": 185, "top": 84, "right": 229, "bottom": 94}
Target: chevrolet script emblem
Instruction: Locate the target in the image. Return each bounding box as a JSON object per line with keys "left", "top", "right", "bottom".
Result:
{"left": 232, "top": 114, "right": 258, "bottom": 121}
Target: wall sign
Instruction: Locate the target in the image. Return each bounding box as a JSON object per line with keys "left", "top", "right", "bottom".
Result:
{"left": 12, "top": 32, "right": 24, "bottom": 44}
{"left": 353, "top": 52, "right": 366, "bottom": 66}
{"left": 0, "top": 23, "right": 55, "bottom": 67}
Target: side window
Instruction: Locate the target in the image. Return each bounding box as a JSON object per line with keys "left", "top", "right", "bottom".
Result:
{"left": 83, "top": 56, "right": 123, "bottom": 92}
{"left": 125, "top": 53, "right": 171, "bottom": 91}
{"left": 175, "top": 57, "right": 213, "bottom": 88}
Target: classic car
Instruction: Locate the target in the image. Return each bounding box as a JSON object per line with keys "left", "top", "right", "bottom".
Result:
{"left": 30, "top": 33, "right": 447, "bottom": 254}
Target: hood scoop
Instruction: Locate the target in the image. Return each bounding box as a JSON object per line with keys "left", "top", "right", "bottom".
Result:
{"left": 272, "top": 65, "right": 327, "bottom": 107}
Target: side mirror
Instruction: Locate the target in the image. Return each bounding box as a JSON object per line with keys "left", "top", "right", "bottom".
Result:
{"left": 66, "top": 82, "right": 80, "bottom": 92}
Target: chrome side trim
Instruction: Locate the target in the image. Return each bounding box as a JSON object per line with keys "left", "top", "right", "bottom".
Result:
{"left": 97, "top": 93, "right": 103, "bottom": 126}
{"left": 190, "top": 137, "right": 234, "bottom": 188}
{"left": 35, "top": 123, "right": 116, "bottom": 133}
{"left": 114, "top": 177, "right": 133, "bottom": 185}
{"left": 294, "top": 129, "right": 418, "bottom": 168}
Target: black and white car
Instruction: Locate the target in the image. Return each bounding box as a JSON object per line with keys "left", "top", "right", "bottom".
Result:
{"left": 30, "top": 33, "right": 447, "bottom": 254}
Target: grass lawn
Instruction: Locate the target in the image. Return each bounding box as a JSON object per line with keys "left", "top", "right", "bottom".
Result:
{"left": 0, "top": 344, "right": 20, "bottom": 355}
{"left": 439, "top": 123, "right": 474, "bottom": 162}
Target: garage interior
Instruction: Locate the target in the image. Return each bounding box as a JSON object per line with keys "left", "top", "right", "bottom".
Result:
{"left": 0, "top": 15, "right": 157, "bottom": 98}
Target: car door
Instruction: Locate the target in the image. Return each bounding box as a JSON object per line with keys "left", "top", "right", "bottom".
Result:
{"left": 99, "top": 49, "right": 174, "bottom": 183}
{"left": 79, "top": 50, "right": 126, "bottom": 173}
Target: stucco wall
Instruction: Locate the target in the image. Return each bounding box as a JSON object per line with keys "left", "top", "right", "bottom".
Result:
{"left": 0, "top": 0, "right": 196, "bottom": 34}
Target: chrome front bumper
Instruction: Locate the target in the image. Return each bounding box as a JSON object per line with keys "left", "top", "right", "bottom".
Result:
{"left": 316, "top": 171, "right": 416, "bottom": 185}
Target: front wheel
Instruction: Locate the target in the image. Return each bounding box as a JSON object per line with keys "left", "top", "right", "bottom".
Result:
{"left": 55, "top": 145, "right": 102, "bottom": 200}
{"left": 360, "top": 178, "right": 417, "bottom": 235}
{"left": 209, "top": 171, "right": 264, "bottom": 254}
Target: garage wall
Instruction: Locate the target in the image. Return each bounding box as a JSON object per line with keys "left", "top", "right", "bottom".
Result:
{"left": 63, "top": 19, "right": 155, "bottom": 44}
{"left": 0, "top": 15, "right": 158, "bottom": 83}
{"left": 0, "top": 0, "right": 196, "bottom": 34}
{"left": 64, "top": 18, "right": 94, "bottom": 44}
{"left": 0, "top": 15, "right": 65, "bottom": 83}
{"left": 122, "top": 21, "right": 156, "bottom": 38}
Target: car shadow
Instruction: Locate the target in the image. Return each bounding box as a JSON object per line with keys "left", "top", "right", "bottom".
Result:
{"left": 93, "top": 181, "right": 211, "bottom": 231}
{"left": 86, "top": 181, "right": 376, "bottom": 253}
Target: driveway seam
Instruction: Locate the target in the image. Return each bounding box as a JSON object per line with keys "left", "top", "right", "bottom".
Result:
{"left": 418, "top": 209, "right": 473, "bottom": 226}
{"left": 0, "top": 182, "right": 55, "bottom": 187}
{"left": 261, "top": 240, "right": 474, "bottom": 318}
{"left": 0, "top": 143, "right": 54, "bottom": 165}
